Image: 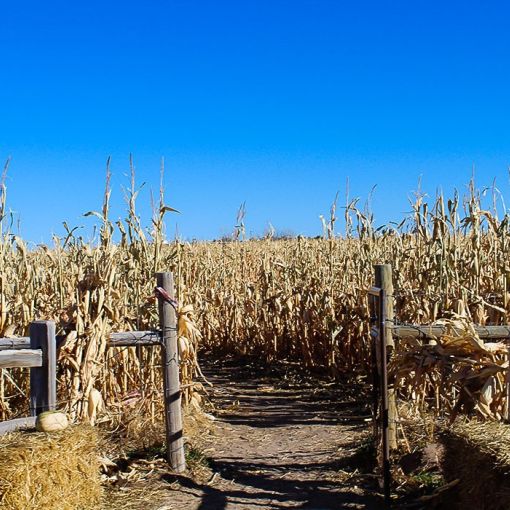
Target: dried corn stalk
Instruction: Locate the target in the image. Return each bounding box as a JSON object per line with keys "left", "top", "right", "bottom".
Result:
{"left": 391, "top": 317, "right": 509, "bottom": 421}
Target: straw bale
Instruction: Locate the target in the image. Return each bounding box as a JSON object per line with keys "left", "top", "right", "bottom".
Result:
{"left": 439, "top": 420, "right": 510, "bottom": 509}
{"left": 0, "top": 425, "right": 101, "bottom": 510}
{"left": 446, "top": 420, "right": 510, "bottom": 469}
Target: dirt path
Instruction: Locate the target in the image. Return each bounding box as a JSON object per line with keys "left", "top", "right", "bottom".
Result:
{"left": 108, "top": 358, "right": 381, "bottom": 509}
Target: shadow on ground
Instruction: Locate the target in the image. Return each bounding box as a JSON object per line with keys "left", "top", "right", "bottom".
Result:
{"left": 159, "top": 357, "right": 382, "bottom": 509}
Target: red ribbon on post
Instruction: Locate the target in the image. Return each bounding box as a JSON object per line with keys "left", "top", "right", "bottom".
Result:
{"left": 154, "top": 286, "right": 179, "bottom": 309}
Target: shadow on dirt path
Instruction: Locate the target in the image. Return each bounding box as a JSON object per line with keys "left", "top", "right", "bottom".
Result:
{"left": 107, "top": 357, "right": 382, "bottom": 509}
{"left": 158, "top": 357, "right": 382, "bottom": 510}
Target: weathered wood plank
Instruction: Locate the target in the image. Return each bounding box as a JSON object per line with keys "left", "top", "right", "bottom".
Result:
{"left": 0, "top": 330, "right": 161, "bottom": 351}
{"left": 392, "top": 324, "right": 510, "bottom": 340}
{"left": 0, "top": 337, "right": 30, "bottom": 350}
{"left": 0, "top": 349, "right": 42, "bottom": 368}
{"left": 0, "top": 416, "right": 36, "bottom": 435}
{"left": 109, "top": 331, "right": 161, "bottom": 347}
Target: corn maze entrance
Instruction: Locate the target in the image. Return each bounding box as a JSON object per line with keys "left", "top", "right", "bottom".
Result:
{"left": 107, "top": 357, "right": 382, "bottom": 510}
{"left": 9, "top": 264, "right": 508, "bottom": 509}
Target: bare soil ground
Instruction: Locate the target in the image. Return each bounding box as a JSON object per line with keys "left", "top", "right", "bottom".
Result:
{"left": 106, "top": 358, "right": 382, "bottom": 509}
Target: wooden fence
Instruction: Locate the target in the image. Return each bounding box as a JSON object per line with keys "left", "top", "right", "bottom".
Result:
{"left": 0, "top": 321, "right": 56, "bottom": 435}
{"left": 369, "top": 264, "right": 510, "bottom": 507}
{"left": 0, "top": 272, "right": 186, "bottom": 472}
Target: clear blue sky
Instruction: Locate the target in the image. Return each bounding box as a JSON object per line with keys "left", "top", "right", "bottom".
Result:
{"left": 2, "top": 1, "right": 510, "bottom": 242}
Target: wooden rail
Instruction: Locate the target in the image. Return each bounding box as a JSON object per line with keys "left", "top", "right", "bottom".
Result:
{"left": 392, "top": 324, "right": 510, "bottom": 340}
{"left": 6, "top": 324, "right": 506, "bottom": 348}
{"left": 0, "top": 349, "right": 42, "bottom": 368}
{"left": 0, "top": 416, "right": 36, "bottom": 435}
{"left": 109, "top": 331, "right": 161, "bottom": 347}
{"left": 0, "top": 337, "right": 33, "bottom": 350}
{"left": 0, "top": 272, "right": 184, "bottom": 472}
{"left": 0, "top": 331, "right": 161, "bottom": 351}
{"left": 0, "top": 330, "right": 164, "bottom": 432}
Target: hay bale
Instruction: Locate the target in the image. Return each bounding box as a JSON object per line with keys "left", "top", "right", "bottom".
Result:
{"left": 440, "top": 420, "right": 510, "bottom": 510}
{"left": 0, "top": 425, "right": 102, "bottom": 510}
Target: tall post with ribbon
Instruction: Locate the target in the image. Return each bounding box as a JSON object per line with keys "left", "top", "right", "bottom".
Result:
{"left": 156, "top": 272, "right": 186, "bottom": 472}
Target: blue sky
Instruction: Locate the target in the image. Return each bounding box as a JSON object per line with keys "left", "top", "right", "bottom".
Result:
{"left": 2, "top": 1, "right": 510, "bottom": 242}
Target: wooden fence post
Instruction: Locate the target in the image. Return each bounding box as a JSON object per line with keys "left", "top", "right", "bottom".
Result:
{"left": 506, "top": 347, "right": 510, "bottom": 422}
{"left": 157, "top": 272, "right": 186, "bottom": 472}
{"left": 29, "top": 321, "right": 56, "bottom": 416}
{"left": 374, "top": 265, "right": 394, "bottom": 351}
{"left": 374, "top": 265, "right": 398, "bottom": 450}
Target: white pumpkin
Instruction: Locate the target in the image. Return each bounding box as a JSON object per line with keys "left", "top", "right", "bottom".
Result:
{"left": 36, "top": 411, "right": 69, "bottom": 432}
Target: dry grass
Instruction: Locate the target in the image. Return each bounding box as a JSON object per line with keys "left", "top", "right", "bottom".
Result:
{"left": 0, "top": 425, "right": 101, "bottom": 510}
{"left": 449, "top": 418, "right": 510, "bottom": 464}
{"left": 102, "top": 406, "right": 216, "bottom": 510}
{"left": 438, "top": 419, "right": 510, "bottom": 509}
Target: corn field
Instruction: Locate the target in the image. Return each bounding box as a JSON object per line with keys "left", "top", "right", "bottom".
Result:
{"left": 2, "top": 162, "right": 510, "bottom": 425}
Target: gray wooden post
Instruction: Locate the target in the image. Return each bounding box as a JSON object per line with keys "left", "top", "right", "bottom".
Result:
{"left": 506, "top": 347, "right": 510, "bottom": 422}
{"left": 157, "top": 272, "right": 186, "bottom": 472}
{"left": 374, "top": 264, "right": 394, "bottom": 351}
{"left": 378, "top": 287, "right": 391, "bottom": 506}
{"left": 29, "top": 321, "right": 56, "bottom": 416}
{"left": 374, "top": 265, "right": 397, "bottom": 450}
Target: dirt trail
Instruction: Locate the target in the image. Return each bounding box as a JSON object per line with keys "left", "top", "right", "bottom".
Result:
{"left": 156, "top": 359, "right": 381, "bottom": 510}
{"left": 108, "top": 358, "right": 381, "bottom": 509}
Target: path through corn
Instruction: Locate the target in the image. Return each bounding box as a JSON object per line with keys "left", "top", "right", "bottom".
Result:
{"left": 159, "top": 358, "right": 380, "bottom": 510}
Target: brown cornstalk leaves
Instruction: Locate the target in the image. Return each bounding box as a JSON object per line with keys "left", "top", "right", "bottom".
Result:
{"left": 0, "top": 160, "right": 200, "bottom": 425}
{"left": 391, "top": 317, "right": 509, "bottom": 422}
{"left": 2, "top": 175, "right": 510, "bottom": 428}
